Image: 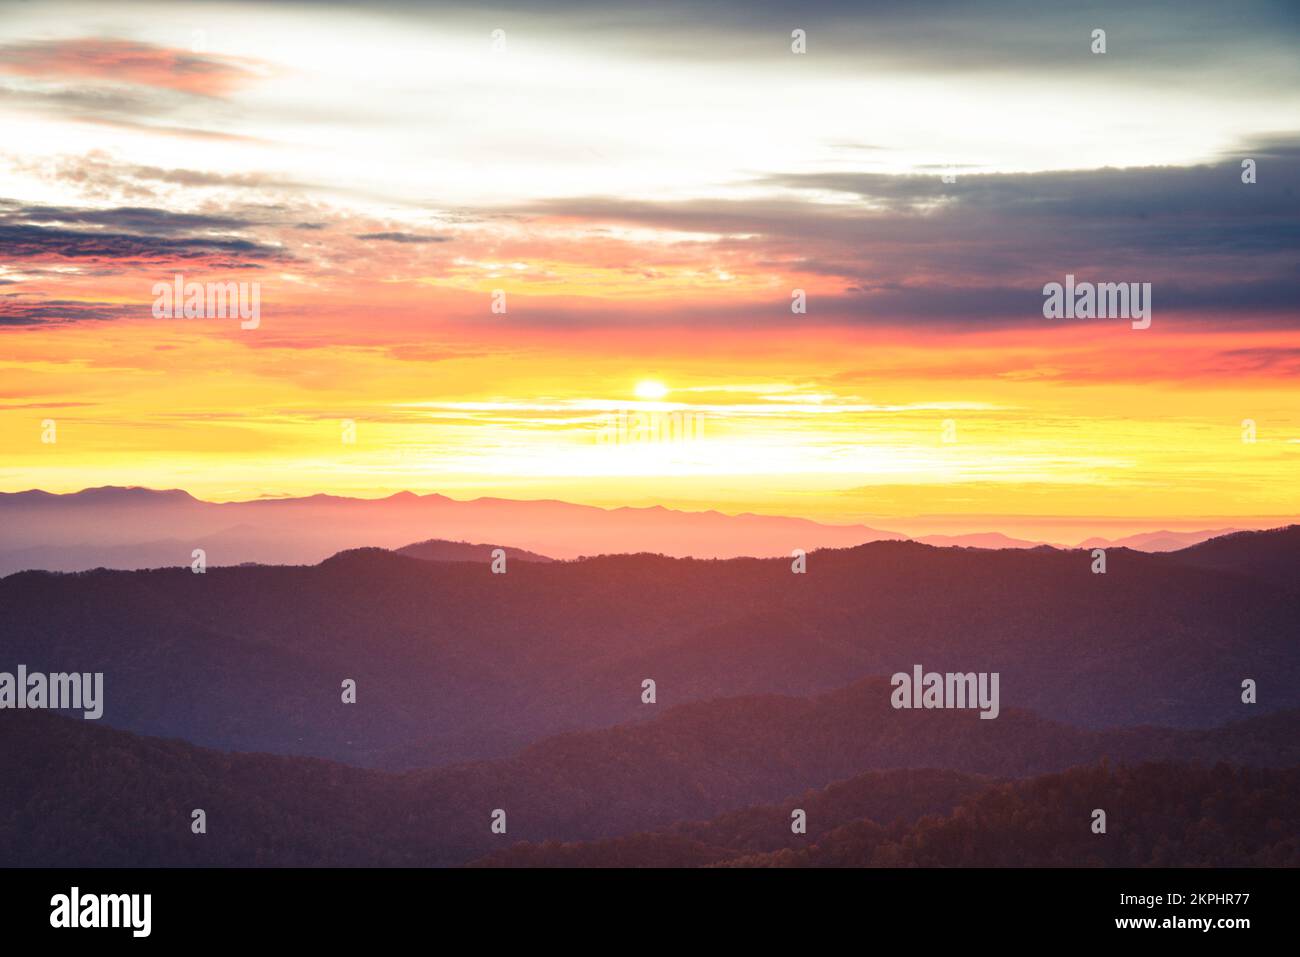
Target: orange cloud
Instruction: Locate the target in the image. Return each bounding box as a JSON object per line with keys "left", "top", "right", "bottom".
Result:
{"left": 0, "top": 38, "right": 264, "bottom": 96}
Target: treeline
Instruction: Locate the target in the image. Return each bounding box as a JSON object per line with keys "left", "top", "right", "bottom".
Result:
{"left": 477, "top": 763, "right": 1300, "bottom": 868}
{"left": 732, "top": 763, "right": 1300, "bottom": 867}
{"left": 5, "top": 707, "right": 1300, "bottom": 868}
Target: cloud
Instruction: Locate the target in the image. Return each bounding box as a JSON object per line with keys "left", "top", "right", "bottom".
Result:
{"left": 0, "top": 38, "right": 263, "bottom": 96}
{"left": 1210, "top": 346, "right": 1300, "bottom": 375}
{"left": 0, "top": 296, "right": 139, "bottom": 326}
{"left": 510, "top": 143, "right": 1299, "bottom": 326}
{"left": 0, "top": 199, "right": 293, "bottom": 279}
{"left": 10, "top": 151, "right": 310, "bottom": 201}
{"left": 6, "top": 201, "right": 259, "bottom": 234}
{"left": 354, "top": 232, "right": 452, "bottom": 243}
{"left": 289, "top": 0, "right": 1300, "bottom": 81}
{"left": 0, "top": 222, "right": 284, "bottom": 263}
{"left": 0, "top": 80, "right": 272, "bottom": 142}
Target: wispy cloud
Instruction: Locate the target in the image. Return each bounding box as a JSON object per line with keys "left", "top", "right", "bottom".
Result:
{"left": 0, "top": 38, "right": 264, "bottom": 96}
{"left": 355, "top": 232, "right": 452, "bottom": 244}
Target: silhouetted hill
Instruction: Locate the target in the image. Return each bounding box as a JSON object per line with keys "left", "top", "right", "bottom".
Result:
{"left": 0, "top": 710, "right": 427, "bottom": 867}
{"left": 473, "top": 760, "right": 1300, "bottom": 868}
{"left": 3, "top": 533, "right": 1297, "bottom": 766}
{"left": 392, "top": 539, "right": 553, "bottom": 563}
{"left": 723, "top": 763, "right": 1300, "bottom": 867}
{"left": 1165, "top": 524, "right": 1300, "bottom": 587}
{"left": 470, "top": 767, "right": 993, "bottom": 867}
{"left": 6, "top": 704, "right": 1299, "bottom": 867}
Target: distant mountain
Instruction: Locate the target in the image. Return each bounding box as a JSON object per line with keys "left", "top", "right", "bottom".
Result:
{"left": 1078, "top": 528, "right": 1242, "bottom": 552}
{"left": 5, "top": 699, "right": 1298, "bottom": 867}
{"left": 917, "top": 532, "right": 1045, "bottom": 549}
{"left": 920, "top": 528, "right": 1250, "bottom": 551}
{"left": 0, "top": 486, "right": 902, "bottom": 574}
{"left": 1, "top": 486, "right": 1281, "bottom": 576}
{"left": 2, "top": 486, "right": 198, "bottom": 505}
{"left": 3, "top": 530, "right": 1297, "bottom": 767}
{"left": 393, "top": 539, "right": 553, "bottom": 563}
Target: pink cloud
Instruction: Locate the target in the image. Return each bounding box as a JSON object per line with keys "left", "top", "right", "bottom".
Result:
{"left": 0, "top": 38, "right": 263, "bottom": 96}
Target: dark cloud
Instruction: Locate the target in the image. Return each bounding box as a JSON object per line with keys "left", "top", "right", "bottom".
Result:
{"left": 0, "top": 222, "right": 285, "bottom": 263}
{"left": 354, "top": 231, "right": 452, "bottom": 243}
{"left": 0, "top": 199, "right": 292, "bottom": 277}
{"left": 7, "top": 202, "right": 255, "bottom": 234}
{"left": 504, "top": 142, "right": 1300, "bottom": 328}
{"left": 0, "top": 296, "right": 139, "bottom": 326}
{"left": 759, "top": 155, "right": 1300, "bottom": 224}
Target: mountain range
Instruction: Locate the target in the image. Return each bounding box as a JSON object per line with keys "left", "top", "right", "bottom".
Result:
{"left": 0, "top": 486, "right": 1263, "bottom": 575}
{"left": 5, "top": 694, "right": 1299, "bottom": 867}
{"left": 3, "top": 525, "right": 1297, "bottom": 767}
{"left": 3, "top": 501, "right": 1296, "bottom": 867}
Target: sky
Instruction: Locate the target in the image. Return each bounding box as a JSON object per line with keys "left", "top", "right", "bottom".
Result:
{"left": 1, "top": 0, "right": 1298, "bottom": 539}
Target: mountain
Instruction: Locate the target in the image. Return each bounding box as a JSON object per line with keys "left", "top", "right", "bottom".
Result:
{"left": 469, "top": 767, "right": 994, "bottom": 868}
{"left": 0, "top": 487, "right": 1280, "bottom": 577}
{"left": 721, "top": 763, "right": 1300, "bottom": 867}
{"left": 473, "top": 762, "right": 1300, "bottom": 868}
{"left": 393, "top": 539, "right": 553, "bottom": 563}
{"left": 1078, "top": 528, "right": 1243, "bottom": 552}
{"left": 919, "top": 528, "right": 1251, "bottom": 552}
{"left": 916, "top": 532, "right": 1046, "bottom": 549}
{"left": 1163, "top": 524, "right": 1300, "bottom": 586}
{"left": 0, "top": 486, "right": 902, "bottom": 574}
{"left": 5, "top": 699, "right": 1299, "bottom": 868}
{"left": 3, "top": 529, "right": 1297, "bottom": 767}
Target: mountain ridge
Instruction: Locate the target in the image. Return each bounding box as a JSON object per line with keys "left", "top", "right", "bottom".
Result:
{"left": 1, "top": 485, "right": 1289, "bottom": 575}
{"left": 4, "top": 528, "right": 1297, "bottom": 767}
{"left": 5, "top": 698, "right": 1298, "bottom": 867}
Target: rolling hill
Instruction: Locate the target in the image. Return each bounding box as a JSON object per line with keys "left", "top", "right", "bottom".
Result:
{"left": 4, "top": 699, "right": 1298, "bottom": 867}
{"left": 3, "top": 528, "right": 1297, "bottom": 766}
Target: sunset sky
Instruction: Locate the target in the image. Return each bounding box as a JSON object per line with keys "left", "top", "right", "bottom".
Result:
{"left": 2, "top": 0, "right": 1298, "bottom": 540}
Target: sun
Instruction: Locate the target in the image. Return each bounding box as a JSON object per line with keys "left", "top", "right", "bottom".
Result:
{"left": 634, "top": 380, "right": 669, "bottom": 400}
